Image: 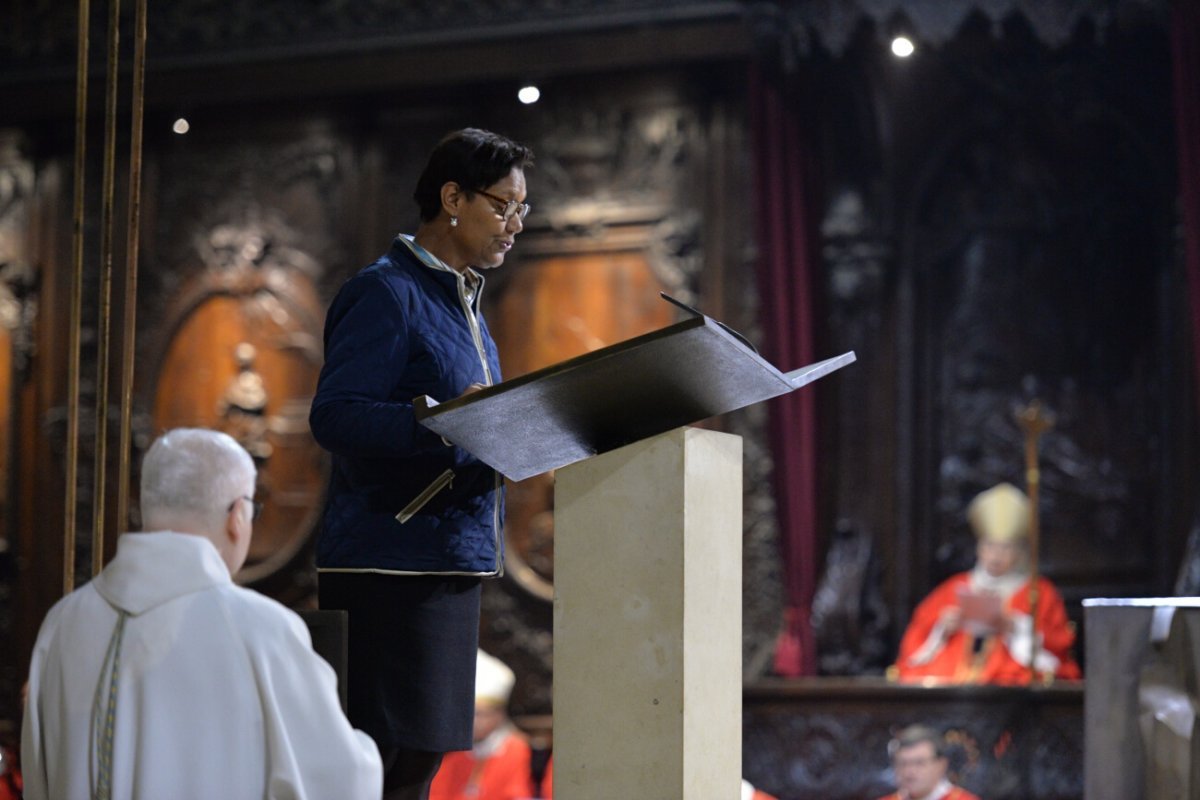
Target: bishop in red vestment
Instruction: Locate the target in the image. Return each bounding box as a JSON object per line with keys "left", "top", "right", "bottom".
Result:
{"left": 894, "top": 483, "right": 1081, "bottom": 685}
{"left": 430, "top": 649, "right": 538, "bottom": 800}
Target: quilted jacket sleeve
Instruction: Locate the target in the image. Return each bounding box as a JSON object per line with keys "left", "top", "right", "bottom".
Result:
{"left": 310, "top": 271, "right": 447, "bottom": 459}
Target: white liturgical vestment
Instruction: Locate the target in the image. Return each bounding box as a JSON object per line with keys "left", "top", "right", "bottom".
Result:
{"left": 22, "top": 532, "right": 382, "bottom": 800}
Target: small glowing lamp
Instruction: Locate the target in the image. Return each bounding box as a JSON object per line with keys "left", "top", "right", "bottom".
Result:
{"left": 891, "top": 36, "right": 915, "bottom": 58}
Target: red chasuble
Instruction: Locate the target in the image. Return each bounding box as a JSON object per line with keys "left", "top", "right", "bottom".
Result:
{"left": 429, "top": 731, "right": 535, "bottom": 800}
{"left": 875, "top": 788, "right": 982, "bottom": 800}
{"left": 895, "top": 572, "right": 1081, "bottom": 685}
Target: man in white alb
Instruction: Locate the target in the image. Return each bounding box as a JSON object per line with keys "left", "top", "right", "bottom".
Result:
{"left": 21, "top": 427, "right": 382, "bottom": 799}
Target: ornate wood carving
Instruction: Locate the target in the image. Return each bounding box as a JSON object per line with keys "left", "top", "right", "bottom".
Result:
{"left": 4, "top": 1, "right": 1166, "bottom": 77}
{"left": 136, "top": 127, "right": 350, "bottom": 605}
{"left": 725, "top": 397, "right": 789, "bottom": 682}
{"left": 146, "top": 214, "right": 326, "bottom": 596}
{"left": 745, "top": 0, "right": 1165, "bottom": 66}
{"left": 811, "top": 518, "right": 893, "bottom": 675}
{"left": 817, "top": 185, "right": 898, "bottom": 673}
{"left": 2, "top": 1, "right": 742, "bottom": 67}
{"left": 0, "top": 135, "right": 37, "bottom": 380}
{"left": 744, "top": 680, "right": 1084, "bottom": 800}
{"left": 0, "top": 130, "right": 34, "bottom": 726}
{"left": 901, "top": 46, "right": 1177, "bottom": 602}
{"left": 0, "top": 133, "right": 36, "bottom": 551}
{"left": 151, "top": 290, "right": 322, "bottom": 566}
{"left": 793, "top": 14, "right": 1188, "bottom": 665}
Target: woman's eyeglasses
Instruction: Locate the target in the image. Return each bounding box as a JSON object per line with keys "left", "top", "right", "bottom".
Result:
{"left": 475, "top": 189, "right": 531, "bottom": 222}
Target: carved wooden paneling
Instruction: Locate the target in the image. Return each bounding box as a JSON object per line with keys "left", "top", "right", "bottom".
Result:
{"left": 745, "top": 0, "right": 1164, "bottom": 63}
{"left": 150, "top": 288, "right": 325, "bottom": 586}
{"left": 898, "top": 23, "right": 1182, "bottom": 617}
{"left": 0, "top": 131, "right": 36, "bottom": 724}
{"left": 134, "top": 122, "right": 357, "bottom": 606}
{"left": 0, "top": 132, "right": 35, "bottom": 541}
{"left": 743, "top": 680, "right": 1083, "bottom": 800}
{"left": 4, "top": 1, "right": 1163, "bottom": 77}
{"left": 3, "top": 1, "right": 740, "bottom": 66}
{"left": 491, "top": 253, "right": 677, "bottom": 380}
{"left": 812, "top": 16, "right": 1188, "bottom": 675}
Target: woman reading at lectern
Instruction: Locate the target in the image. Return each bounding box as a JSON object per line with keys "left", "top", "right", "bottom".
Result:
{"left": 310, "top": 128, "right": 533, "bottom": 800}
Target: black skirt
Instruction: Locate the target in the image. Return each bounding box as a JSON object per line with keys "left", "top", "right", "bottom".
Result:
{"left": 319, "top": 571, "right": 482, "bottom": 753}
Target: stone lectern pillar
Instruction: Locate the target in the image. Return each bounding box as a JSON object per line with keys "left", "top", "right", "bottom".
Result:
{"left": 553, "top": 427, "right": 742, "bottom": 800}
{"left": 413, "top": 296, "right": 854, "bottom": 799}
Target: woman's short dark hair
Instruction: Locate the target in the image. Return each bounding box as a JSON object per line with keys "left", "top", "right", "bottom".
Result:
{"left": 413, "top": 128, "right": 534, "bottom": 222}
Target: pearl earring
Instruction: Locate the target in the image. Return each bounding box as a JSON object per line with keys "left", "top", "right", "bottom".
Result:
{"left": 450, "top": 216, "right": 458, "bottom": 227}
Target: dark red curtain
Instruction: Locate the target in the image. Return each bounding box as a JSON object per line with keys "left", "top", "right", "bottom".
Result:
{"left": 749, "top": 63, "right": 822, "bottom": 677}
{"left": 1173, "top": 0, "right": 1200, "bottom": 405}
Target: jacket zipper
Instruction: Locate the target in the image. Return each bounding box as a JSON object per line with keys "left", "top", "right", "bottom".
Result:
{"left": 395, "top": 468, "right": 455, "bottom": 524}
{"left": 396, "top": 235, "right": 493, "bottom": 386}
{"left": 394, "top": 237, "right": 502, "bottom": 571}
{"left": 456, "top": 271, "right": 504, "bottom": 575}
{"left": 456, "top": 273, "right": 493, "bottom": 385}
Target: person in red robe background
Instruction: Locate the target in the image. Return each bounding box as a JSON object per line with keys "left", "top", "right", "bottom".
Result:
{"left": 893, "top": 482, "right": 1081, "bottom": 685}
{"left": 875, "top": 725, "right": 981, "bottom": 800}
{"left": 430, "top": 649, "right": 538, "bottom": 800}
{"left": 0, "top": 740, "right": 21, "bottom": 800}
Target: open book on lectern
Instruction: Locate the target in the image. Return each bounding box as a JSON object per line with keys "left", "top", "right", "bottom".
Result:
{"left": 414, "top": 293, "right": 855, "bottom": 482}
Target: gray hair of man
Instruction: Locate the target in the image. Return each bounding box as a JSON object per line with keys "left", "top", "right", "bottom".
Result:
{"left": 140, "top": 428, "right": 257, "bottom": 535}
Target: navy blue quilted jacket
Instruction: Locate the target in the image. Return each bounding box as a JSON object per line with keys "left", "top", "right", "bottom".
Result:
{"left": 310, "top": 236, "right": 504, "bottom": 575}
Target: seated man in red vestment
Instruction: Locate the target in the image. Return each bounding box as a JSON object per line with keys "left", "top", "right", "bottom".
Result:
{"left": 876, "top": 725, "right": 980, "bottom": 800}
{"left": 894, "top": 482, "right": 1081, "bottom": 685}
{"left": 430, "top": 650, "right": 537, "bottom": 800}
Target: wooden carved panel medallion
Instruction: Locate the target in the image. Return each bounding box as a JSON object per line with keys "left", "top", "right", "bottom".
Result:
{"left": 150, "top": 262, "right": 325, "bottom": 587}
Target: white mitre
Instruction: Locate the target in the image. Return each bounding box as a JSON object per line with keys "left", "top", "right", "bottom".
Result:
{"left": 476, "top": 648, "right": 515, "bottom": 707}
